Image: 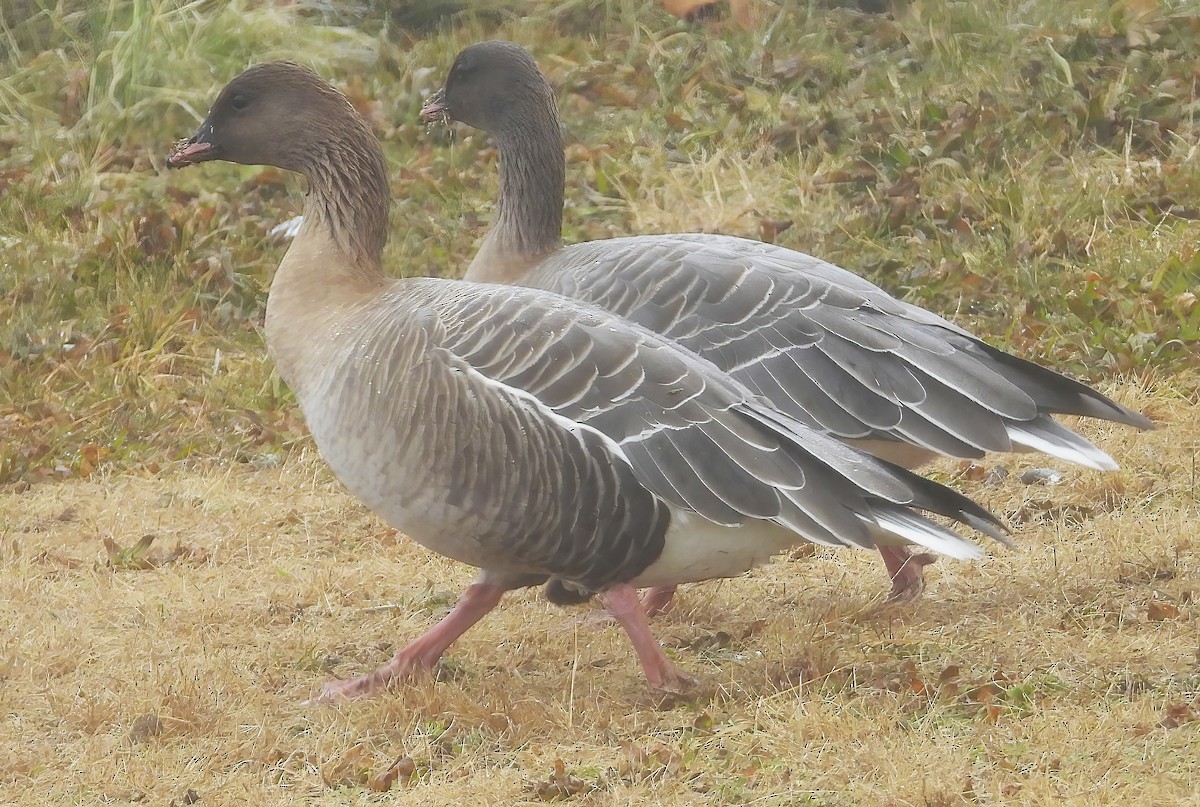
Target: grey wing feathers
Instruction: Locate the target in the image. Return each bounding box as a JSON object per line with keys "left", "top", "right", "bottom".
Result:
{"left": 372, "top": 296, "right": 671, "bottom": 592}
{"left": 537, "top": 233, "right": 1151, "bottom": 470}
{"left": 419, "top": 280, "right": 1004, "bottom": 565}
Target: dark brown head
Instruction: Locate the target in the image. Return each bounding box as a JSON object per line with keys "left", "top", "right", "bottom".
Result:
{"left": 168, "top": 61, "right": 390, "bottom": 267}
{"left": 419, "top": 41, "right": 556, "bottom": 134}
{"left": 167, "top": 61, "right": 369, "bottom": 172}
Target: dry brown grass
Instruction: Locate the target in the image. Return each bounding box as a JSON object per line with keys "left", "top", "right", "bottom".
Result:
{"left": 3, "top": 2, "right": 1199, "bottom": 804}
{"left": 1, "top": 379, "right": 1196, "bottom": 806}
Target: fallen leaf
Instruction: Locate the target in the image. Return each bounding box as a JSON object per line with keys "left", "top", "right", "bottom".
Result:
{"left": 900, "top": 659, "right": 926, "bottom": 695}
{"left": 662, "top": 0, "right": 720, "bottom": 21}
{"left": 61, "top": 68, "right": 88, "bottom": 126}
{"left": 620, "top": 742, "right": 685, "bottom": 781}
{"left": 937, "top": 664, "right": 961, "bottom": 699}
{"left": 169, "top": 789, "right": 200, "bottom": 807}
{"left": 770, "top": 656, "right": 822, "bottom": 688}
{"left": 967, "top": 681, "right": 1004, "bottom": 705}
{"left": 103, "top": 534, "right": 158, "bottom": 570}
{"left": 1161, "top": 702, "right": 1197, "bottom": 729}
{"left": 1147, "top": 601, "right": 1181, "bottom": 621}
{"left": 32, "top": 549, "right": 82, "bottom": 569}
{"left": 741, "top": 618, "right": 768, "bottom": 639}
{"left": 368, "top": 755, "right": 415, "bottom": 792}
{"left": 681, "top": 630, "right": 733, "bottom": 651}
{"left": 730, "top": 0, "right": 758, "bottom": 27}
{"left": 759, "top": 218, "right": 793, "bottom": 244}
{"left": 956, "top": 462, "right": 989, "bottom": 481}
{"left": 525, "top": 758, "right": 595, "bottom": 800}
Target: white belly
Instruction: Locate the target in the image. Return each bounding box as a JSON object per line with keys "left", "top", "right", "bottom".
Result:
{"left": 630, "top": 509, "right": 804, "bottom": 588}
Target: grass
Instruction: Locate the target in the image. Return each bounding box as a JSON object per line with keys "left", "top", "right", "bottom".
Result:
{"left": 0, "top": 0, "right": 1197, "bottom": 803}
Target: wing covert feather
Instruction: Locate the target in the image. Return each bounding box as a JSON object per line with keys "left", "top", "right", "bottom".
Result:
{"left": 529, "top": 233, "right": 1147, "bottom": 462}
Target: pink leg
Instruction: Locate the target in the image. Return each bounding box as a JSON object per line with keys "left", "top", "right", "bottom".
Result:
{"left": 599, "top": 583, "right": 698, "bottom": 693}
{"left": 641, "top": 585, "right": 677, "bottom": 617}
{"left": 877, "top": 546, "right": 937, "bottom": 603}
{"left": 313, "top": 581, "right": 505, "bottom": 703}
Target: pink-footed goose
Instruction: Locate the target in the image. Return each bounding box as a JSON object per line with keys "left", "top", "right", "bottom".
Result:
{"left": 419, "top": 41, "right": 1153, "bottom": 605}
{"left": 167, "top": 61, "right": 1006, "bottom": 699}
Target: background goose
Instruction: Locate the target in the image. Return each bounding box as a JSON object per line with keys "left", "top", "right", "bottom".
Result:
{"left": 419, "top": 40, "right": 1153, "bottom": 604}
{"left": 167, "top": 61, "right": 1006, "bottom": 699}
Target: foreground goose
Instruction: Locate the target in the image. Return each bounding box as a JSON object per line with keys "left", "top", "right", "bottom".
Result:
{"left": 419, "top": 41, "right": 1152, "bottom": 603}
{"left": 167, "top": 61, "right": 1006, "bottom": 699}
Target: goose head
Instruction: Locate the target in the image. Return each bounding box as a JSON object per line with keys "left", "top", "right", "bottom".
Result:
{"left": 167, "top": 60, "right": 390, "bottom": 268}
{"left": 167, "top": 61, "right": 367, "bottom": 172}
{"left": 420, "top": 42, "right": 565, "bottom": 281}
{"left": 419, "top": 41, "right": 556, "bottom": 134}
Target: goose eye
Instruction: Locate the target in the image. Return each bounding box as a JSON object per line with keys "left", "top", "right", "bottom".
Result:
{"left": 230, "top": 93, "right": 250, "bottom": 112}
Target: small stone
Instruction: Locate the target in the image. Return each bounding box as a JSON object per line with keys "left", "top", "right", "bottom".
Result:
{"left": 1019, "top": 467, "right": 1065, "bottom": 486}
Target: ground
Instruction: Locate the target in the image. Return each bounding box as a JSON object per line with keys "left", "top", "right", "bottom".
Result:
{"left": 1, "top": 383, "right": 1196, "bottom": 805}
{"left": 1, "top": 1, "right": 1197, "bottom": 805}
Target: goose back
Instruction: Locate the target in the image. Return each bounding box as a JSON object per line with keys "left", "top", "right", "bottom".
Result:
{"left": 425, "top": 43, "right": 1152, "bottom": 474}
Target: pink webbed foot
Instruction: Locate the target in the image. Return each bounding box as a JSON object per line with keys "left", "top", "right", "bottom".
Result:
{"left": 877, "top": 546, "right": 938, "bottom": 604}
{"left": 315, "top": 659, "right": 421, "bottom": 703}
{"left": 310, "top": 581, "right": 505, "bottom": 704}
{"left": 600, "top": 583, "right": 698, "bottom": 693}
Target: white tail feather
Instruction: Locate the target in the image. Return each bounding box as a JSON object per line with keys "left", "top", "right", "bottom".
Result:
{"left": 865, "top": 510, "right": 985, "bottom": 560}
{"left": 1006, "top": 421, "right": 1118, "bottom": 471}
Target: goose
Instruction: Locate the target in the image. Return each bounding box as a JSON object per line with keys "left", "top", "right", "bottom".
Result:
{"left": 167, "top": 61, "right": 1006, "bottom": 699}
{"left": 419, "top": 40, "right": 1153, "bottom": 605}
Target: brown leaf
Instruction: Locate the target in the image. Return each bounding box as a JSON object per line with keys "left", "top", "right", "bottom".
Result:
{"left": 967, "top": 682, "right": 1004, "bottom": 704}
{"left": 81, "top": 443, "right": 106, "bottom": 467}
{"left": 32, "top": 549, "right": 83, "bottom": 569}
{"left": 104, "top": 534, "right": 159, "bottom": 570}
{"left": 759, "top": 218, "right": 793, "bottom": 244}
{"left": 0, "top": 167, "right": 30, "bottom": 193}
{"left": 1161, "top": 702, "right": 1197, "bottom": 729}
{"left": 682, "top": 630, "right": 733, "bottom": 651}
{"left": 664, "top": 112, "right": 691, "bottom": 131}
{"left": 173, "top": 789, "right": 200, "bottom": 807}
{"left": 525, "top": 758, "right": 594, "bottom": 800}
{"left": 730, "top": 0, "right": 764, "bottom": 28}
{"left": 956, "top": 462, "right": 989, "bottom": 481}
{"left": 1147, "top": 601, "right": 1181, "bottom": 621}
{"left": 592, "top": 84, "right": 639, "bottom": 109}
{"left": 771, "top": 656, "right": 821, "bottom": 688}
{"left": 741, "top": 618, "right": 768, "bottom": 639}
{"left": 367, "top": 755, "right": 415, "bottom": 792}
{"left": 133, "top": 208, "right": 179, "bottom": 258}
{"left": 1120, "top": 0, "right": 1162, "bottom": 47}
{"left": 900, "top": 659, "right": 926, "bottom": 695}
{"left": 662, "top": 0, "right": 720, "bottom": 21}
